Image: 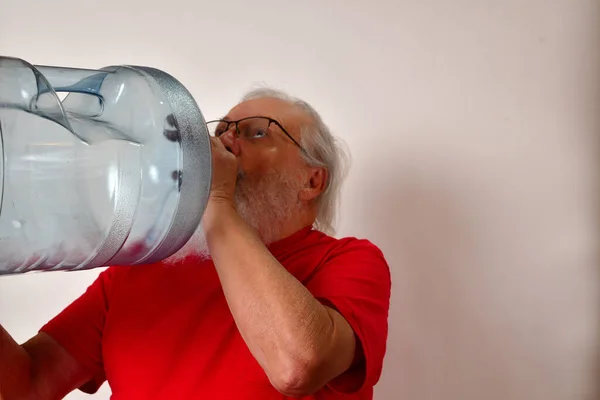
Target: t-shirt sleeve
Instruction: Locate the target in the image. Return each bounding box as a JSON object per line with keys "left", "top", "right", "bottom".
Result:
{"left": 305, "top": 238, "right": 391, "bottom": 393}
{"left": 39, "top": 267, "right": 116, "bottom": 394}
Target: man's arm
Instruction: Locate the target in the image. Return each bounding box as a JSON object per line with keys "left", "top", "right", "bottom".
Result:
{"left": 203, "top": 200, "right": 357, "bottom": 397}
{"left": 1, "top": 326, "right": 93, "bottom": 400}
{"left": 0, "top": 324, "right": 31, "bottom": 399}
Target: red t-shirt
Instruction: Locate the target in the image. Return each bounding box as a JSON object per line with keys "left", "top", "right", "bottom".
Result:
{"left": 40, "top": 226, "right": 391, "bottom": 399}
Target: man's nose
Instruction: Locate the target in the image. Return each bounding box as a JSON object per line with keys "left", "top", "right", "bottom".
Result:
{"left": 218, "top": 128, "right": 241, "bottom": 156}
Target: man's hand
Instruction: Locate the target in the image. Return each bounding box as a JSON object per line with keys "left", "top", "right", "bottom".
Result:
{"left": 202, "top": 136, "right": 239, "bottom": 231}
{"left": 0, "top": 326, "right": 92, "bottom": 400}
{"left": 208, "top": 136, "right": 238, "bottom": 203}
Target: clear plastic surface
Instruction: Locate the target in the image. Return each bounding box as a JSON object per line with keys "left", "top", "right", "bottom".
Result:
{"left": 0, "top": 57, "right": 211, "bottom": 274}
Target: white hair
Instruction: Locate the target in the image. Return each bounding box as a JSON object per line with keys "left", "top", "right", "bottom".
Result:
{"left": 240, "top": 87, "right": 350, "bottom": 236}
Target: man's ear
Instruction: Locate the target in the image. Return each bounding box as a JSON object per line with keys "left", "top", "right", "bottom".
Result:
{"left": 299, "top": 167, "right": 327, "bottom": 202}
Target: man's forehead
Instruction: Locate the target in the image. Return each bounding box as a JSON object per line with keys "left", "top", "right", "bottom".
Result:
{"left": 224, "top": 97, "right": 299, "bottom": 123}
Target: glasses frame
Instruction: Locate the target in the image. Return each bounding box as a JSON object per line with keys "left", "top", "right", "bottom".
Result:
{"left": 205, "top": 116, "right": 305, "bottom": 152}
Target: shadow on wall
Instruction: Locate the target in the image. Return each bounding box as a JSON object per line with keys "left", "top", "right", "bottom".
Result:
{"left": 349, "top": 134, "right": 600, "bottom": 399}
{"left": 594, "top": 61, "right": 600, "bottom": 400}
{"left": 349, "top": 152, "right": 485, "bottom": 400}
{"left": 594, "top": 138, "right": 600, "bottom": 400}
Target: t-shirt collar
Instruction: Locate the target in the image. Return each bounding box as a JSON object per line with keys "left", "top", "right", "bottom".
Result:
{"left": 266, "top": 225, "right": 314, "bottom": 257}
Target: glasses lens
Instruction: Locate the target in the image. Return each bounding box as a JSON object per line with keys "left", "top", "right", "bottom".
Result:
{"left": 207, "top": 117, "right": 272, "bottom": 140}
{"left": 237, "top": 117, "right": 270, "bottom": 139}
{"left": 207, "top": 121, "right": 230, "bottom": 137}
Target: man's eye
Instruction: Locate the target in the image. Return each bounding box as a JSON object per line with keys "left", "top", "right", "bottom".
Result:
{"left": 251, "top": 129, "right": 268, "bottom": 138}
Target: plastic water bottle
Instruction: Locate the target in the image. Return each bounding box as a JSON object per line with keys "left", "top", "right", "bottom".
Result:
{"left": 0, "top": 56, "right": 212, "bottom": 274}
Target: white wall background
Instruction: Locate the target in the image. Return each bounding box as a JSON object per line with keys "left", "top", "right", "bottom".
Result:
{"left": 0, "top": 1, "right": 598, "bottom": 399}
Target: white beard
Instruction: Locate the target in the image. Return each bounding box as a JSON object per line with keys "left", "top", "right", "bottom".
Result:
{"left": 164, "top": 168, "right": 304, "bottom": 265}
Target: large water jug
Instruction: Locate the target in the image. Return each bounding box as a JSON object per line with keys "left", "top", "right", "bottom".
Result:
{"left": 0, "top": 56, "right": 212, "bottom": 274}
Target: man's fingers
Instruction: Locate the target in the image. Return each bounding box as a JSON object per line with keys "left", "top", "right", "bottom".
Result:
{"left": 211, "top": 136, "right": 234, "bottom": 154}
{"left": 210, "top": 136, "right": 225, "bottom": 150}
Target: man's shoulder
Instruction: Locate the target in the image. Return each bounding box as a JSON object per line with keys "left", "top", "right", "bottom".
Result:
{"left": 310, "top": 229, "right": 385, "bottom": 255}
{"left": 302, "top": 229, "right": 388, "bottom": 268}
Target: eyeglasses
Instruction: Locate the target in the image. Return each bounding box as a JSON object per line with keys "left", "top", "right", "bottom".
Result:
{"left": 205, "top": 116, "right": 304, "bottom": 152}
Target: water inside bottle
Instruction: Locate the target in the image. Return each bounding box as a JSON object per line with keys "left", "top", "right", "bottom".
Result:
{"left": 0, "top": 59, "right": 197, "bottom": 273}
{"left": 0, "top": 108, "right": 142, "bottom": 272}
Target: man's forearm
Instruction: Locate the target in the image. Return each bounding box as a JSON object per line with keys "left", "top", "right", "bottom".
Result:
{"left": 204, "top": 202, "right": 351, "bottom": 393}
{"left": 0, "top": 324, "right": 34, "bottom": 399}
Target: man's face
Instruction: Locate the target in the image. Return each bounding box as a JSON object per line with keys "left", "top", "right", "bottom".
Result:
{"left": 218, "top": 97, "right": 309, "bottom": 178}
{"left": 222, "top": 98, "right": 310, "bottom": 241}
{"left": 166, "top": 98, "right": 309, "bottom": 262}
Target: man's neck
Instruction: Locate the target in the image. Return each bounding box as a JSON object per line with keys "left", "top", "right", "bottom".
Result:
{"left": 258, "top": 209, "right": 316, "bottom": 245}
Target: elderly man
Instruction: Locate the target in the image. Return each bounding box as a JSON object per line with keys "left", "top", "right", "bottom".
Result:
{"left": 0, "top": 89, "right": 391, "bottom": 399}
